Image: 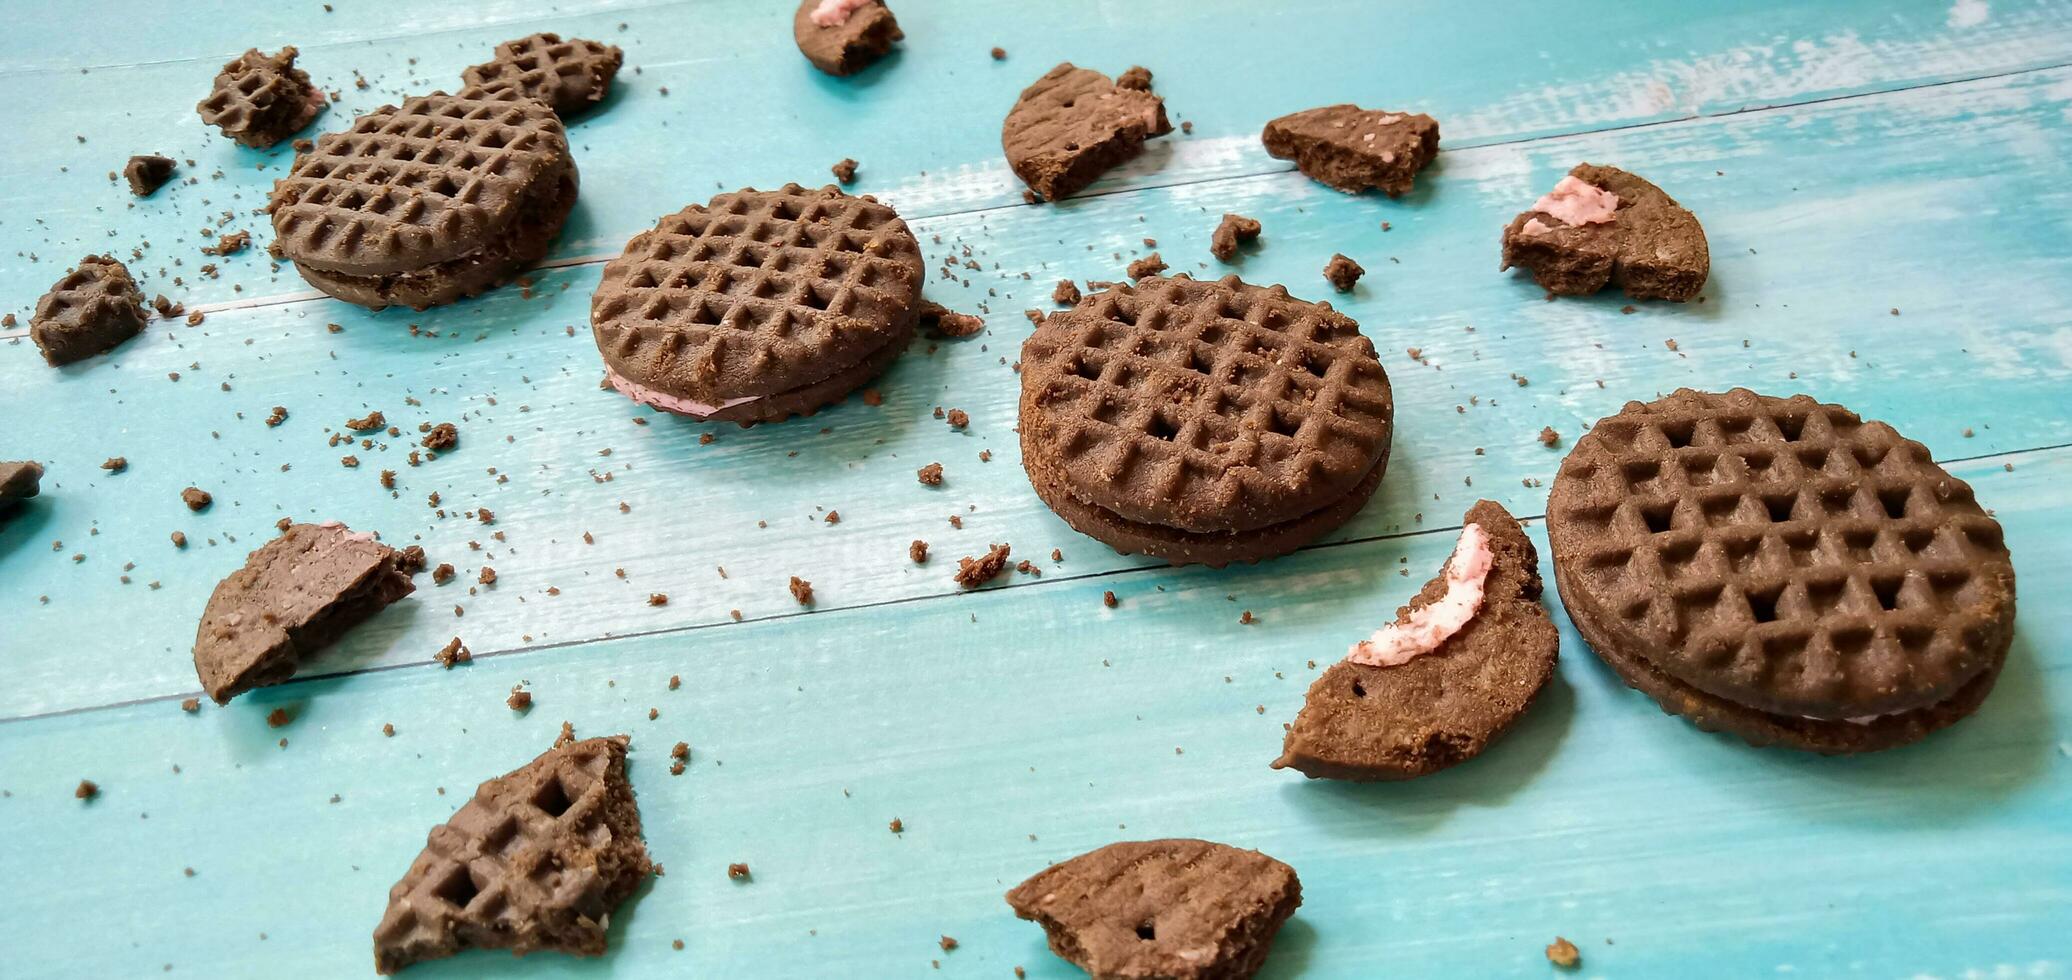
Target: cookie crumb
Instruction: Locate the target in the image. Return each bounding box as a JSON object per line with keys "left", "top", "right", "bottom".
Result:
{"left": 727, "top": 862, "right": 751, "bottom": 881}
{"left": 917, "top": 462, "right": 944, "bottom": 485}
{"left": 421, "top": 423, "right": 459, "bottom": 451}
{"left": 946, "top": 409, "right": 969, "bottom": 429}
{"left": 1539, "top": 426, "right": 1560, "bottom": 448}
{"left": 954, "top": 543, "right": 1012, "bottom": 588}
{"left": 1210, "top": 213, "right": 1261, "bottom": 260}
{"left": 1103, "top": 590, "right": 1117, "bottom": 608}
{"left": 789, "top": 576, "right": 815, "bottom": 605}
{"left": 382, "top": 723, "right": 395, "bottom": 737}
{"left": 648, "top": 593, "right": 669, "bottom": 606}
{"left": 909, "top": 539, "right": 929, "bottom": 563}
{"left": 990, "top": 46, "right": 1006, "bottom": 60}
{"left": 1052, "top": 279, "right": 1080, "bottom": 305}
{"left": 432, "top": 563, "right": 456, "bottom": 585}
{"left": 889, "top": 818, "right": 904, "bottom": 833}
{"left": 831, "top": 158, "right": 858, "bottom": 183}
{"left": 181, "top": 487, "right": 212, "bottom": 511}
{"left": 1323, "top": 253, "right": 1364, "bottom": 292}
{"left": 506, "top": 685, "right": 532, "bottom": 711}
{"left": 1239, "top": 611, "right": 1255, "bottom": 625}
{"left": 435, "top": 637, "right": 471, "bottom": 669}
{"left": 939, "top": 936, "right": 958, "bottom": 952}
{"left": 75, "top": 779, "right": 98, "bottom": 800}
{"left": 1126, "top": 252, "right": 1167, "bottom": 279}
{"left": 669, "top": 674, "right": 681, "bottom": 690}
{"left": 101, "top": 456, "right": 127, "bottom": 473}
{"left": 171, "top": 531, "right": 188, "bottom": 549}
{"left": 180, "top": 697, "right": 200, "bottom": 712}
{"left": 1546, "top": 937, "right": 1580, "bottom": 969}
{"left": 265, "top": 707, "right": 292, "bottom": 728}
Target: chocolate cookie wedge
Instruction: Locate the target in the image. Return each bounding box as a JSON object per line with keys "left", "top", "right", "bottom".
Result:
{"left": 1006, "top": 839, "right": 1301, "bottom": 980}
{"left": 1548, "top": 388, "right": 2016, "bottom": 752}
{"left": 193, "top": 522, "right": 417, "bottom": 704}
{"left": 1019, "top": 274, "right": 1392, "bottom": 566}
{"left": 592, "top": 184, "right": 923, "bottom": 425}
{"left": 373, "top": 736, "right": 653, "bottom": 974}
{"left": 31, "top": 255, "right": 147, "bottom": 366}
{"left": 460, "top": 33, "right": 623, "bottom": 118}
{"left": 1275, "top": 500, "right": 1559, "bottom": 780}
{"left": 793, "top": 0, "right": 903, "bottom": 76}
{"left": 198, "top": 46, "right": 326, "bottom": 148}
{"left": 1003, "top": 63, "right": 1171, "bottom": 201}
{"left": 1501, "top": 163, "right": 1708, "bottom": 301}
{"left": 1262, "top": 104, "right": 1439, "bottom": 196}
{"left": 270, "top": 92, "right": 577, "bottom": 310}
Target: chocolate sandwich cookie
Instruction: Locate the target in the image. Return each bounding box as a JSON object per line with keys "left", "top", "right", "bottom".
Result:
{"left": 193, "top": 522, "right": 418, "bottom": 704}
{"left": 374, "top": 735, "right": 653, "bottom": 974}
{"left": 1019, "top": 274, "right": 1393, "bottom": 567}
{"left": 1262, "top": 104, "right": 1440, "bottom": 196}
{"left": 1501, "top": 163, "right": 1708, "bottom": 301}
{"left": 793, "top": 0, "right": 903, "bottom": 76}
{"left": 197, "top": 46, "right": 326, "bottom": 149}
{"left": 1276, "top": 500, "right": 1559, "bottom": 780}
{"left": 1003, "top": 63, "right": 1171, "bottom": 202}
{"left": 591, "top": 184, "right": 924, "bottom": 426}
{"left": 270, "top": 92, "right": 576, "bottom": 310}
{"left": 0, "top": 460, "right": 43, "bottom": 516}
{"left": 460, "top": 33, "right": 623, "bottom": 118}
{"left": 31, "top": 254, "right": 147, "bottom": 366}
{"left": 1548, "top": 388, "right": 2016, "bottom": 753}
{"left": 1006, "top": 839, "right": 1301, "bottom": 980}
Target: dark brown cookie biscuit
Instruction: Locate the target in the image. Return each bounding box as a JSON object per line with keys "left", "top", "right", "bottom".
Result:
{"left": 1006, "top": 839, "right": 1301, "bottom": 980}
{"left": 1275, "top": 500, "right": 1559, "bottom": 780}
{"left": 1019, "top": 274, "right": 1393, "bottom": 566}
{"left": 193, "top": 522, "right": 418, "bottom": 704}
{"left": 1210, "top": 213, "right": 1260, "bottom": 261}
{"left": 1322, "top": 253, "right": 1363, "bottom": 292}
{"left": 197, "top": 46, "right": 326, "bottom": 149}
{"left": 1501, "top": 163, "right": 1708, "bottom": 301}
{"left": 793, "top": 0, "right": 904, "bottom": 76}
{"left": 373, "top": 736, "right": 652, "bottom": 974}
{"left": 0, "top": 460, "right": 43, "bottom": 514}
{"left": 1547, "top": 388, "right": 2016, "bottom": 752}
{"left": 460, "top": 33, "right": 623, "bottom": 118}
{"left": 1262, "top": 104, "right": 1439, "bottom": 196}
{"left": 270, "top": 93, "right": 576, "bottom": 310}
{"left": 125, "top": 154, "right": 176, "bottom": 197}
{"left": 591, "top": 184, "right": 924, "bottom": 426}
{"left": 1003, "top": 63, "right": 1171, "bottom": 202}
{"left": 31, "top": 255, "right": 147, "bottom": 366}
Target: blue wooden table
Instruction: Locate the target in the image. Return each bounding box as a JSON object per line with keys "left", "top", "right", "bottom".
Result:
{"left": 2, "top": 1, "right": 2068, "bottom": 976}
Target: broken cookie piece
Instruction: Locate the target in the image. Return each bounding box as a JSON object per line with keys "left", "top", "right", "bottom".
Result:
{"left": 0, "top": 461, "right": 44, "bottom": 516}
{"left": 124, "top": 155, "right": 177, "bottom": 197}
{"left": 1500, "top": 163, "right": 1709, "bottom": 301}
{"left": 1263, "top": 105, "right": 1439, "bottom": 196}
{"left": 193, "top": 522, "right": 418, "bottom": 704}
{"left": 1006, "top": 838, "right": 1302, "bottom": 980}
{"left": 793, "top": 0, "right": 903, "bottom": 76}
{"left": 1322, "top": 253, "right": 1364, "bottom": 292}
{"left": 1274, "top": 500, "right": 1558, "bottom": 780}
{"left": 459, "top": 33, "right": 623, "bottom": 118}
{"left": 197, "top": 46, "right": 326, "bottom": 148}
{"left": 30, "top": 255, "right": 147, "bottom": 366}
{"left": 1003, "top": 63, "right": 1171, "bottom": 201}
{"left": 373, "top": 736, "right": 654, "bottom": 974}
{"left": 1210, "top": 213, "right": 1261, "bottom": 261}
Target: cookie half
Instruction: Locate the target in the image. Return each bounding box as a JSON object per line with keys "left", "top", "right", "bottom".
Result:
{"left": 460, "top": 33, "right": 623, "bottom": 118}
{"left": 197, "top": 46, "right": 326, "bottom": 148}
{"left": 793, "top": 0, "right": 903, "bottom": 76}
{"left": 1006, "top": 839, "right": 1301, "bottom": 980}
{"left": 1003, "top": 63, "right": 1171, "bottom": 201}
{"left": 270, "top": 92, "right": 577, "bottom": 310}
{"left": 591, "top": 184, "right": 924, "bottom": 426}
{"left": 31, "top": 254, "right": 147, "bottom": 366}
{"left": 1019, "top": 274, "right": 1393, "bottom": 566}
{"left": 1275, "top": 500, "right": 1559, "bottom": 780}
{"left": 1262, "top": 104, "right": 1440, "bottom": 196}
{"left": 1547, "top": 388, "right": 2016, "bottom": 752}
{"left": 1500, "top": 163, "right": 1708, "bottom": 301}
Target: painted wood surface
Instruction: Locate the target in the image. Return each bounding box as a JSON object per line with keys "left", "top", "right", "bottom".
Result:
{"left": 1, "top": 0, "right": 2068, "bottom": 977}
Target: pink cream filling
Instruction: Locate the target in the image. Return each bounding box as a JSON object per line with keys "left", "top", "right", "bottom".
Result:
{"left": 1345, "top": 522, "right": 1494, "bottom": 667}
{"left": 607, "top": 369, "right": 760, "bottom": 419}
{"left": 1531, "top": 175, "right": 1620, "bottom": 227}
{"left": 810, "top": 0, "right": 872, "bottom": 27}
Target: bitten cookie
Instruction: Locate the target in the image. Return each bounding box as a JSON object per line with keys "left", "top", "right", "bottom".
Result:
{"left": 1275, "top": 500, "right": 1559, "bottom": 780}
{"left": 1262, "top": 104, "right": 1439, "bottom": 196}
{"left": 1548, "top": 388, "right": 2016, "bottom": 753}
{"left": 460, "top": 33, "right": 623, "bottom": 117}
{"left": 1501, "top": 163, "right": 1708, "bottom": 301}
{"left": 591, "top": 184, "right": 924, "bottom": 426}
{"left": 197, "top": 46, "right": 326, "bottom": 148}
{"left": 1019, "top": 274, "right": 1393, "bottom": 567}
{"left": 1003, "top": 63, "right": 1171, "bottom": 201}
{"left": 31, "top": 255, "right": 147, "bottom": 366}
{"left": 270, "top": 92, "right": 577, "bottom": 310}
{"left": 193, "top": 522, "right": 418, "bottom": 704}
{"left": 793, "top": 0, "right": 903, "bottom": 76}
{"left": 373, "top": 736, "right": 653, "bottom": 974}
{"left": 1006, "top": 839, "right": 1302, "bottom": 980}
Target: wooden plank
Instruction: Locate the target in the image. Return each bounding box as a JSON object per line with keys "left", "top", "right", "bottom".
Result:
{"left": 0, "top": 446, "right": 2063, "bottom": 978}
{"left": 7, "top": 0, "right": 2072, "bottom": 313}
{"left": 7, "top": 65, "right": 2072, "bottom": 718}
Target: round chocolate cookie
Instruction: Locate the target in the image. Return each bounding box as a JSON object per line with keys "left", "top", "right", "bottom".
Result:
{"left": 270, "top": 93, "right": 576, "bottom": 311}
{"left": 1547, "top": 388, "right": 2017, "bottom": 753}
{"left": 591, "top": 184, "right": 924, "bottom": 426}
{"left": 792, "top": 0, "right": 903, "bottom": 76}
{"left": 1019, "top": 274, "right": 1393, "bottom": 567}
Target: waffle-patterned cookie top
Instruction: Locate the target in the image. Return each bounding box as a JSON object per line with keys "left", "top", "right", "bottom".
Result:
{"left": 373, "top": 736, "right": 651, "bottom": 975}
{"left": 460, "top": 33, "right": 622, "bottom": 117}
{"left": 1020, "top": 275, "right": 1393, "bottom": 533}
{"left": 196, "top": 46, "right": 326, "bottom": 148}
{"left": 591, "top": 184, "right": 924, "bottom": 401}
{"left": 30, "top": 254, "right": 147, "bottom": 365}
{"left": 270, "top": 93, "right": 571, "bottom": 276}
{"left": 1549, "top": 388, "right": 2015, "bottom": 717}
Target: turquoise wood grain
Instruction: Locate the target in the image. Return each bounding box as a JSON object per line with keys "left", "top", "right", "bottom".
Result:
{"left": 0, "top": 447, "right": 2062, "bottom": 978}
{"left": 6, "top": 0, "right": 2072, "bottom": 314}
{"left": 7, "top": 65, "right": 2072, "bottom": 718}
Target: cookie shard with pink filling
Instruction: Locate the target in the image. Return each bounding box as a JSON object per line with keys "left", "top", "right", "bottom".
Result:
{"left": 1500, "top": 163, "right": 1709, "bottom": 302}
{"left": 792, "top": 0, "right": 903, "bottom": 76}
{"left": 1274, "top": 500, "right": 1558, "bottom": 781}
{"left": 1261, "top": 104, "right": 1440, "bottom": 197}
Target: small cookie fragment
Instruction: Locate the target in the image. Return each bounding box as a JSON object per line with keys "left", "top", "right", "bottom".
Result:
{"left": 919, "top": 301, "right": 985, "bottom": 338}
{"left": 181, "top": 487, "right": 213, "bottom": 511}
{"left": 1262, "top": 105, "right": 1440, "bottom": 196}
{"left": 1547, "top": 937, "right": 1581, "bottom": 969}
{"left": 789, "top": 576, "right": 815, "bottom": 605}
{"left": 124, "top": 155, "right": 177, "bottom": 197}
{"left": 1501, "top": 163, "right": 1709, "bottom": 302}
{"left": 196, "top": 46, "right": 326, "bottom": 148}
{"left": 793, "top": 0, "right": 904, "bottom": 76}
{"left": 421, "top": 424, "right": 459, "bottom": 451}
{"left": 1052, "top": 279, "right": 1080, "bottom": 305}
{"left": 917, "top": 462, "right": 944, "bottom": 486}
{"left": 909, "top": 540, "right": 928, "bottom": 563}
{"left": 1003, "top": 63, "right": 1171, "bottom": 201}
{"left": 30, "top": 255, "right": 147, "bottom": 366}
{"left": 1125, "top": 252, "right": 1166, "bottom": 280}
{"left": 1210, "top": 213, "right": 1261, "bottom": 261}
{"left": 459, "top": 33, "right": 623, "bottom": 118}
{"left": 1322, "top": 253, "right": 1364, "bottom": 292}
{"left": 76, "top": 779, "right": 99, "bottom": 801}
{"left": 831, "top": 158, "right": 858, "bottom": 183}
{"left": 434, "top": 637, "right": 471, "bottom": 669}
{"left": 953, "top": 543, "right": 1011, "bottom": 588}
{"left": 1, "top": 461, "right": 45, "bottom": 516}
